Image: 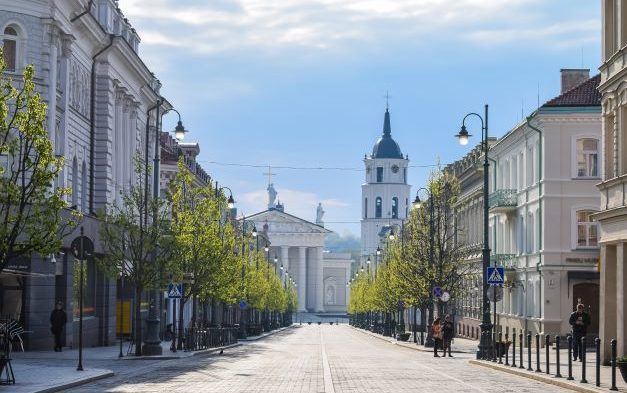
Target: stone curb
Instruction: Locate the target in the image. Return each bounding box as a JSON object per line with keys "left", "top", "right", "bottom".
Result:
{"left": 239, "top": 325, "right": 295, "bottom": 342}
{"left": 469, "top": 360, "right": 612, "bottom": 393}
{"left": 349, "top": 325, "right": 471, "bottom": 354}
{"left": 31, "top": 371, "right": 115, "bottom": 393}
{"left": 120, "top": 342, "right": 242, "bottom": 360}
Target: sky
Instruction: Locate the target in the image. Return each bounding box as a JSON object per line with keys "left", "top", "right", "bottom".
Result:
{"left": 122, "top": 0, "right": 601, "bottom": 237}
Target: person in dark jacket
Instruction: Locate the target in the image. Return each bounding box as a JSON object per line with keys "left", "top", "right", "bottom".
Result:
{"left": 569, "top": 303, "right": 591, "bottom": 361}
{"left": 441, "top": 314, "right": 454, "bottom": 357}
{"left": 50, "top": 301, "right": 67, "bottom": 352}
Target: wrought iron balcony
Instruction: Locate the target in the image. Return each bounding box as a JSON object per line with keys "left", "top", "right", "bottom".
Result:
{"left": 488, "top": 189, "right": 518, "bottom": 213}
{"left": 490, "top": 254, "right": 516, "bottom": 270}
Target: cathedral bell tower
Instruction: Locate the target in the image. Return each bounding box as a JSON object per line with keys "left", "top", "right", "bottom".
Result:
{"left": 360, "top": 106, "right": 411, "bottom": 270}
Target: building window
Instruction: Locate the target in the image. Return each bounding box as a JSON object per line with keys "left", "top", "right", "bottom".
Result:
{"left": 71, "top": 157, "right": 78, "bottom": 207}
{"left": 376, "top": 167, "right": 383, "bottom": 182}
{"left": 364, "top": 198, "right": 368, "bottom": 219}
{"left": 375, "top": 197, "right": 382, "bottom": 218}
{"left": 73, "top": 259, "right": 96, "bottom": 319}
{"left": 403, "top": 168, "right": 407, "bottom": 184}
{"left": 2, "top": 26, "right": 18, "bottom": 72}
{"left": 391, "top": 197, "right": 398, "bottom": 219}
{"left": 576, "top": 138, "right": 599, "bottom": 178}
{"left": 81, "top": 161, "right": 87, "bottom": 213}
{"left": 576, "top": 210, "right": 598, "bottom": 248}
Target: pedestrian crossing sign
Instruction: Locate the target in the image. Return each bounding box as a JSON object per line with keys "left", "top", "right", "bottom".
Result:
{"left": 486, "top": 267, "right": 505, "bottom": 285}
{"left": 167, "top": 283, "right": 183, "bottom": 299}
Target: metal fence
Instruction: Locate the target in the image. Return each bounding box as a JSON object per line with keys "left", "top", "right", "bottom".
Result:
{"left": 182, "top": 327, "right": 239, "bottom": 352}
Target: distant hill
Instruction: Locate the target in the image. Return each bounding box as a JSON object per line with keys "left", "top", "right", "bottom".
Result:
{"left": 325, "top": 233, "right": 361, "bottom": 273}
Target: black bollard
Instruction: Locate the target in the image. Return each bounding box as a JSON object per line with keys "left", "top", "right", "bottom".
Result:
{"left": 567, "top": 335, "right": 574, "bottom": 380}
{"left": 580, "top": 336, "right": 587, "bottom": 383}
{"left": 492, "top": 331, "right": 498, "bottom": 362}
{"left": 555, "top": 335, "right": 562, "bottom": 378}
{"left": 505, "top": 333, "right": 509, "bottom": 366}
{"left": 519, "top": 333, "right": 524, "bottom": 369}
{"left": 511, "top": 331, "right": 516, "bottom": 367}
{"left": 595, "top": 338, "right": 601, "bottom": 387}
{"left": 535, "top": 334, "right": 542, "bottom": 372}
{"left": 545, "top": 335, "right": 550, "bottom": 375}
{"left": 498, "top": 332, "right": 503, "bottom": 364}
{"left": 527, "top": 334, "right": 533, "bottom": 371}
{"left": 611, "top": 339, "right": 618, "bottom": 391}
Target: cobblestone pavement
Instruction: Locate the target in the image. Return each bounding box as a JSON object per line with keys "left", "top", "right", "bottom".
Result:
{"left": 64, "top": 325, "right": 571, "bottom": 393}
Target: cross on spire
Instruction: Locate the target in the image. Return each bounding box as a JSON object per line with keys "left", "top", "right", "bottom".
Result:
{"left": 263, "top": 165, "right": 276, "bottom": 186}
{"left": 384, "top": 91, "right": 391, "bottom": 110}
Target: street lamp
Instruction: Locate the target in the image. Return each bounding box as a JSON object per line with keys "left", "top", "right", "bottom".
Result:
{"left": 388, "top": 229, "right": 395, "bottom": 241}
{"left": 456, "top": 104, "right": 492, "bottom": 360}
{"left": 142, "top": 103, "right": 189, "bottom": 356}
{"left": 413, "top": 187, "right": 435, "bottom": 347}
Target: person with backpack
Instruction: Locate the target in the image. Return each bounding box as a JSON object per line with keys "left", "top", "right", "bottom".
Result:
{"left": 569, "top": 303, "right": 591, "bottom": 361}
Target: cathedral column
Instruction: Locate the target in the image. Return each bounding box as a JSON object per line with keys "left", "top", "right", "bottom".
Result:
{"left": 281, "top": 246, "right": 289, "bottom": 283}
{"left": 315, "top": 247, "right": 324, "bottom": 312}
{"left": 345, "top": 263, "right": 351, "bottom": 308}
{"left": 298, "top": 247, "right": 307, "bottom": 312}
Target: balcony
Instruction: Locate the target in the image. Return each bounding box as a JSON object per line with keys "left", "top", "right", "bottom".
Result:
{"left": 488, "top": 189, "right": 518, "bottom": 213}
{"left": 490, "top": 254, "right": 516, "bottom": 270}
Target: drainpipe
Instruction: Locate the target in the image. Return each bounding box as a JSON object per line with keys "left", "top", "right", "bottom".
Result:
{"left": 526, "top": 113, "right": 543, "bottom": 326}
{"left": 88, "top": 35, "right": 116, "bottom": 213}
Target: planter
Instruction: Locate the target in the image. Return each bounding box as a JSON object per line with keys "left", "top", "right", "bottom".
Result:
{"left": 618, "top": 361, "right": 627, "bottom": 383}
{"left": 307, "top": 321, "right": 312, "bottom": 325}
{"left": 396, "top": 332, "right": 411, "bottom": 342}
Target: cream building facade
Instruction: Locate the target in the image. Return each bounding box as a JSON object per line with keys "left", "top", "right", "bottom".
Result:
{"left": 488, "top": 71, "right": 601, "bottom": 339}
{"left": 595, "top": 0, "right": 627, "bottom": 363}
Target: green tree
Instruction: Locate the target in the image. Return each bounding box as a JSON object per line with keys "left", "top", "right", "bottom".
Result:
{"left": 0, "top": 51, "right": 79, "bottom": 272}
{"left": 98, "top": 159, "right": 172, "bottom": 356}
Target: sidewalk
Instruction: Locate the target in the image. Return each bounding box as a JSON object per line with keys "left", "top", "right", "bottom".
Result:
{"left": 350, "top": 325, "right": 479, "bottom": 354}
{"left": 5, "top": 325, "right": 293, "bottom": 393}
{"left": 470, "top": 345, "right": 627, "bottom": 393}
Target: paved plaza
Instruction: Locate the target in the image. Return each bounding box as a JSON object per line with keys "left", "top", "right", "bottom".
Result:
{"left": 60, "top": 325, "right": 572, "bottom": 393}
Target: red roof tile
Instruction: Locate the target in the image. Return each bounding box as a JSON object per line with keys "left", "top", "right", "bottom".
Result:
{"left": 543, "top": 74, "right": 601, "bottom": 107}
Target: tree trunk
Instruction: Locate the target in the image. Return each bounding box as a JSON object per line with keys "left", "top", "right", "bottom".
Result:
{"left": 177, "top": 297, "right": 186, "bottom": 350}
{"left": 134, "top": 286, "right": 142, "bottom": 356}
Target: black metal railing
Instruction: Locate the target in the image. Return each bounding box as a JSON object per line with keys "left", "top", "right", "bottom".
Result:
{"left": 182, "top": 327, "right": 239, "bottom": 351}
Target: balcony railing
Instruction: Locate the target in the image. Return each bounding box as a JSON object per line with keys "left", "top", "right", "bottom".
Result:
{"left": 490, "top": 254, "right": 517, "bottom": 270}
{"left": 488, "top": 189, "right": 518, "bottom": 213}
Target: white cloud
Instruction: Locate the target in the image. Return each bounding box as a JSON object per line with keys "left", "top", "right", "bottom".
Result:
{"left": 121, "top": 0, "right": 590, "bottom": 55}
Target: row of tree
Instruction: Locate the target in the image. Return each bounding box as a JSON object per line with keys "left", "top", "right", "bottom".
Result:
{"left": 348, "top": 170, "right": 473, "bottom": 333}
{"left": 0, "top": 56, "right": 296, "bottom": 355}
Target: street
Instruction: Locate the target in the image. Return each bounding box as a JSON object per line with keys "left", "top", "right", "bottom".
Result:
{"left": 65, "top": 325, "right": 569, "bottom": 393}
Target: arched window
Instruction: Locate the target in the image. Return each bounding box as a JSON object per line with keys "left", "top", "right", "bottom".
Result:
{"left": 576, "top": 138, "right": 599, "bottom": 178}
{"left": 576, "top": 210, "right": 598, "bottom": 248}
{"left": 375, "top": 197, "right": 382, "bottom": 218}
{"left": 2, "top": 26, "right": 18, "bottom": 72}
{"left": 391, "top": 197, "right": 398, "bottom": 219}
{"left": 364, "top": 198, "right": 368, "bottom": 219}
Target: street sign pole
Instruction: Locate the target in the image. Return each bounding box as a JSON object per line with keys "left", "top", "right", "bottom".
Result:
{"left": 77, "top": 226, "right": 84, "bottom": 371}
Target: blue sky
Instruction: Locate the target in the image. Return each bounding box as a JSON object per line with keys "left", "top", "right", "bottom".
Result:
{"left": 123, "top": 0, "right": 600, "bottom": 237}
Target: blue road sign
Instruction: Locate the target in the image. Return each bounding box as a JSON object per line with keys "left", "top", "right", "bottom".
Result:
{"left": 239, "top": 300, "right": 247, "bottom": 310}
{"left": 167, "top": 283, "right": 183, "bottom": 299}
{"left": 487, "top": 267, "right": 505, "bottom": 285}
{"left": 432, "top": 286, "right": 443, "bottom": 298}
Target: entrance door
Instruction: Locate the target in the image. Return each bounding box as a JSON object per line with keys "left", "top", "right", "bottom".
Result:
{"left": 572, "top": 283, "right": 599, "bottom": 337}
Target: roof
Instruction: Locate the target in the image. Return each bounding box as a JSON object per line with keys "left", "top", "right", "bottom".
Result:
{"left": 371, "top": 108, "right": 403, "bottom": 159}
{"left": 243, "top": 209, "right": 332, "bottom": 234}
{"left": 543, "top": 74, "right": 601, "bottom": 107}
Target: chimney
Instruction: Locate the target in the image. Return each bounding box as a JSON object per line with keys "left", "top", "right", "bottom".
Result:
{"left": 560, "top": 69, "right": 589, "bottom": 94}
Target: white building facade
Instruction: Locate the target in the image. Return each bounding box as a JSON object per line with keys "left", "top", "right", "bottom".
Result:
{"left": 361, "top": 107, "right": 411, "bottom": 268}
{"left": 596, "top": 0, "right": 627, "bottom": 363}
{"left": 1, "top": 0, "right": 167, "bottom": 350}
{"left": 487, "top": 70, "right": 601, "bottom": 338}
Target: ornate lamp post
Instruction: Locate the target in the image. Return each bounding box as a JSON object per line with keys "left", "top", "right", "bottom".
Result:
{"left": 456, "top": 104, "right": 492, "bottom": 360}
{"left": 143, "top": 104, "right": 188, "bottom": 356}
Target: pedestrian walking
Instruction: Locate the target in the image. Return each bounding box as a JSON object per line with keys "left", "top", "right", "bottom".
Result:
{"left": 432, "top": 317, "right": 443, "bottom": 357}
{"left": 50, "top": 301, "right": 67, "bottom": 352}
{"left": 569, "top": 303, "right": 590, "bottom": 361}
{"left": 442, "top": 314, "right": 454, "bottom": 357}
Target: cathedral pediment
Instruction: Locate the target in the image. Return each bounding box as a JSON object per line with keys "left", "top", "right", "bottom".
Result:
{"left": 245, "top": 209, "right": 331, "bottom": 235}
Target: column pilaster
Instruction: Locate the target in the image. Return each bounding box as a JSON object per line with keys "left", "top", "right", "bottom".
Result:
{"left": 298, "top": 247, "right": 307, "bottom": 312}
{"left": 315, "top": 247, "right": 324, "bottom": 312}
